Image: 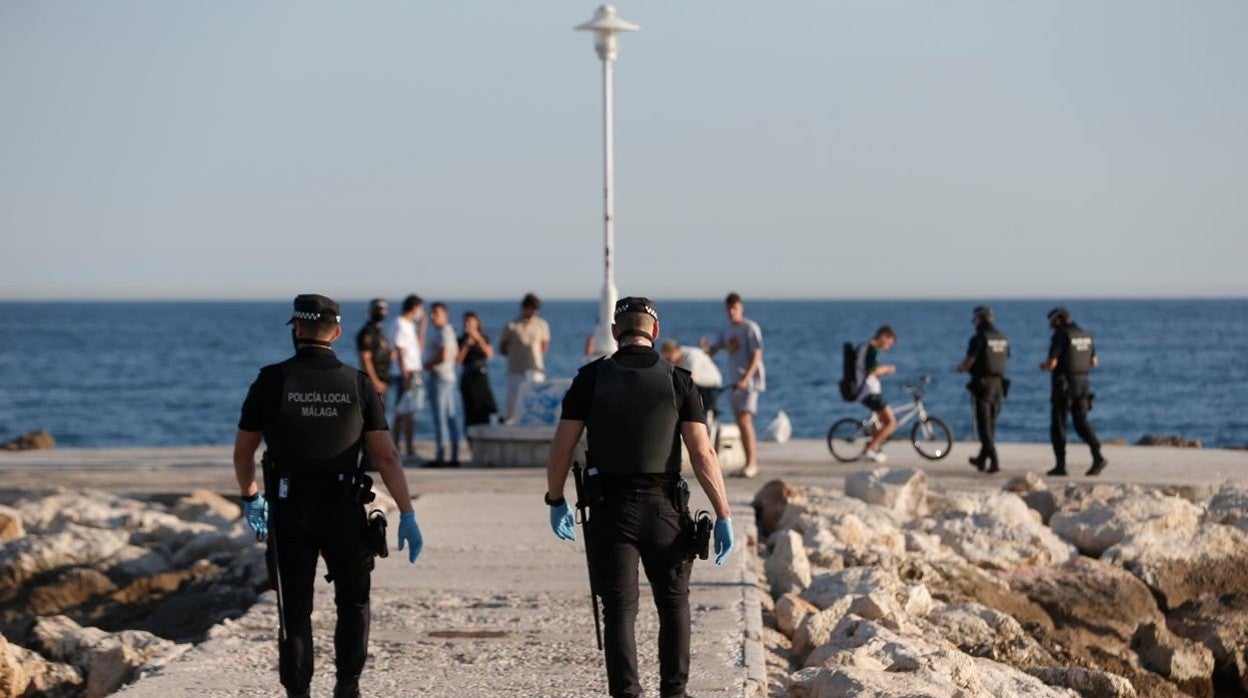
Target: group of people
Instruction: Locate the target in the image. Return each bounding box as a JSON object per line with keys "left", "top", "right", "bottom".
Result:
{"left": 848, "top": 305, "right": 1107, "bottom": 476}
{"left": 353, "top": 293, "right": 551, "bottom": 466}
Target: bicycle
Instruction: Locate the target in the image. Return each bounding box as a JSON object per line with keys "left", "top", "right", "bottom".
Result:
{"left": 826, "top": 374, "right": 953, "bottom": 462}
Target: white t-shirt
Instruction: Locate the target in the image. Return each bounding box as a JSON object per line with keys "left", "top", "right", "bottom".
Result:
{"left": 389, "top": 315, "right": 421, "bottom": 376}
{"left": 676, "top": 346, "right": 723, "bottom": 389}
{"left": 423, "top": 323, "right": 459, "bottom": 382}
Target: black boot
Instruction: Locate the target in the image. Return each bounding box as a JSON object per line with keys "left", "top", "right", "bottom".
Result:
{"left": 1046, "top": 459, "right": 1067, "bottom": 477}
{"left": 334, "top": 678, "right": 361, "bottom": 698}
{"left": 1086, "top": 456, "right": 1108, "bottom": 476}
{"left": 984, "top": 458, "right": 1000, "bottom": 474}
{"left": 968, "top": 455, "right": 986, "bottom": 471}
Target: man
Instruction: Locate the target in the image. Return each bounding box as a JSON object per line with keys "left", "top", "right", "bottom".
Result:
{"left": 355, "top": 298, "right": 392, "bottom": 404}
{"left": 499, "top": 292, "right": 550, "bottom": 422}
{"left": 1041, "top": 307, "right": 1107, "bottom": 476}
{"left": 955, "top": 306, "right": 1010, "bottom": 473}
{"left": 389, "top": 294, "right": 425, "bottom": 460}
{"left": 700, "top": 292, "right": 765, "bottom": 478}
{"left": 660, "top": 340, "right": 724, "bottom": 422}
{"left": 234, "top": 294, "right": 424, "bottom": 698}
{"left": 855, "top": 326, "right": 898, "bottom": 463}
{"left": 422, "top": 302, "right": 461, "bottom": 466}
{"left": 546, "top": 297, "right": 734, "bottom": 698}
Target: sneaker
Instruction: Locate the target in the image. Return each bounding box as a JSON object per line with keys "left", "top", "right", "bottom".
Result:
{"left": 861, "top": 449, "right": 887, "bottom": 463}
{"left": 1086, "top": 457, "right": 1108, "bottom": 476}
{"left": 737, "top": 463, "right": 760, "bottom": 478}
{"left": 1045, "top": 466, "right": 1068, "bottom": 477}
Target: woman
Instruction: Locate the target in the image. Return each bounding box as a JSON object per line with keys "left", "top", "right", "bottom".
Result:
{"left": 457, "top": 311, "right": 498, "bottom": 430}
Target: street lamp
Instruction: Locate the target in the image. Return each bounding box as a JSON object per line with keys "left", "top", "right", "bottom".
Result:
{"left": 576, "top": 5, "right": 639, "bottom": 358}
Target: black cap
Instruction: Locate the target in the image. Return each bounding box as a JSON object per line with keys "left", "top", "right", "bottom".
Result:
{"left": 1047, "top": 306, "right": 1069, "bottom": 322}
{"left": 287, "top": 294, "right": 341, "bottom": 325}
{"left": 614, "top": 296, "right": 659, "bottom": 322}
{"left": 973, "top": 305, "right": 993, "bottom": 322}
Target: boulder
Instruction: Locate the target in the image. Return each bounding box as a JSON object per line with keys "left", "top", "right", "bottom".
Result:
{"left": 792, "top": 597, "right": 853, "bottom": 663}
{"left": 1000, "top": 473, "right": 1059, "bottom": 523}
{"left": 0, "top": 507, "right": 22, "bottom": 544}
{"left": 800, "top": 567, "right": 900, "bottom": 611}
{"left": 1049, "top": 492, "right": 1202, "bottom": 557}
{"left": 103, "top": 546, "right": 173, "bottom": 582}
{"left": 753, "top": 480, "right": 804, "bottom": 537}
{"left": 1003, "top": 472, "right": 1047, "bottom": 493}
{"left": 31, "top": 615, "right": 188, "bottom": 697}
{"left": 27, "top": 567, "right": 117, "bottom": 615}
{"left": 1005, "top": 557, "right": 1163, "bottom": 645}
{"left": 930, "top": 492, "right": 1076, "bottom": 570}
{"left": 0, "top": 430, "right": 54, "bottom": 451}
{"left": 1131, "top": 622, "right": 1214, "bottom": 698}
{"left": 170, "top": 490, "right": 240, "bottom": 528}
{"left": 170, "top": 523, "right": 253, "bottom": 568}
{"left": 787, "top": 665, "right": 966, "bottom": 698}
{"left": 844, "top": 468, "right": 927, "bottom": 517}
{"left": 774, "top": 592, "right": 818, "bottom": 638}
{"left": 1027, "top": 667, "right": 1138, "bottom": 698}
{"left": 0, "top": 524, "right": 130, "bottom": 602}
{"left": 1136, "top": 435, "right": 1201, "bottom": 448}
{"left": 926, "top": 601, "right": 1055, "bottom": 668}
{"left": 0, "top": 632, "right": 81, "bottom": 698}
{"left": 766, "top": 530, "right": 812, "bottom": 597}
{"left": 1168, "top": 592, "right": 1248, "bottom": 692}
{"left": 1102, "top": 524, "right": 1248, "bottom": 609}
{"left": 1203, "top": 482, "right": 1248, "bottom": 533}
{"left": 17, "top": 490, "right": 215, "bottom": 550}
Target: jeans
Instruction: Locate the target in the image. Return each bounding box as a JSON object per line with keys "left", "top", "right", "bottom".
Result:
{"left": 427, "top": 375, "right": 461, "bottom": 463}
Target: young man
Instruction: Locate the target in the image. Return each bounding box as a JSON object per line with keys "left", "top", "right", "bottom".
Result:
{"left": 499, "top": 293, "right": 551, "bottom": 423}
{"left": 422, "top": 302, "right": 461, "bottom": 466}
{"left": 389, "top": 294, "right": 425, "bottom": 459}
{"left": 660, "top": 340, "right": 724, "bottom": 422}
{"left": 856, "top": 326, "right": 898, "bottom": 463}
{"left": 700, "top": 292, "right": 765, "bottom": 478}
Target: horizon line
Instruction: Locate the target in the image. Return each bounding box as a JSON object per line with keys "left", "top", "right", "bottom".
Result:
{"left": 3, "top": 294, "right": 1246, "bottom": 303}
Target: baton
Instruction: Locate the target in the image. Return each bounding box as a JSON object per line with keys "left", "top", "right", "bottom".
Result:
{"left": 571, "top": 461, "right": 603, "bottom": 652}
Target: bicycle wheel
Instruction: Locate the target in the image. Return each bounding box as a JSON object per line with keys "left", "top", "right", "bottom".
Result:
{"left": 911, "top": 416, "right": 953, "bottom": 460}
{"left": 827, "top": 418, "right": 870, "bottom": 462}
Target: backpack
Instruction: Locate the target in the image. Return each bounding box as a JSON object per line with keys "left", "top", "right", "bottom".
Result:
{"left": 838, "top": 342, "right": 859, "bottom": 402}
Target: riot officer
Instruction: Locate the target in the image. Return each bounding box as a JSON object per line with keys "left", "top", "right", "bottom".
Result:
{"left": 955, "top": 305, "right": 1010, "bottom": 473}
{"left": 545, "top": 297, "right": 734, "bottom": 698}
{"left": 234, "top": 294, "right": 424, "bottom": 698}
{"left": 1040, "top": 306, "right": 1107, "bottom": 476}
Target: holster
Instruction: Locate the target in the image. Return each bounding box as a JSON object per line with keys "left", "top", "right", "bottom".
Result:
{"left": 672, "top": 480, "right": 712, "bottom": 562}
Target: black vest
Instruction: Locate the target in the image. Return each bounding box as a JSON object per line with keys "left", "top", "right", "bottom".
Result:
{"left": 586, "top": 357, "right": 682, "bottom": 476}
{"left": 263, "top": 360, "right": 365, "bottom": 472}
{"left": 1056, "top": 324, "right": 1094, "bottom": 376}
{"left": 972, "top": 325, "right": 1010, "bottom": 377}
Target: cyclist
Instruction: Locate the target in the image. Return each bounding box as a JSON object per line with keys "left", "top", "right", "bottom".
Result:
{"left": 855, "top": 326, "right": 898, "bottom": 462}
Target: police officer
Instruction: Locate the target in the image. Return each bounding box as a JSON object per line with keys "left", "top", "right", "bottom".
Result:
{"left": 234, "top": 294, "right": 424, "bottom": 698}
{"left": 955, "top": 305, "right": 1010, "bottom": 473}
{"left": 1040, "top": 307, "right": 1107, "bottom": 476}
{"left": 356, "top": 298, "right": 392, "bottom": 403}
{"left": 545, "top": 297, "right": 734, "bottom": 698}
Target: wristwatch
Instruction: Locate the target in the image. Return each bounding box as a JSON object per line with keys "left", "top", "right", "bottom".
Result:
{"left": 544, "top": 492, "right": 566, "bottom": 507}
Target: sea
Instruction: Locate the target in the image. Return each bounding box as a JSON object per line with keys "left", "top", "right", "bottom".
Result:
{"left": 1, "top": 299, "right": 1245, "bottom": 449}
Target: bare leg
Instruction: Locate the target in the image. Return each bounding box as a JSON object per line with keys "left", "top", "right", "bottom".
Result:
{"left": 866, "top": 407, "right": 897, "bottom": 452}
{"left": 737, "top": 411, "right": 757, "bottom": 467}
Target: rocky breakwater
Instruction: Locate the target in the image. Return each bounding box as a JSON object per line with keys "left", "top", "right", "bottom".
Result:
{"left": 753, "top": 470, "right": 1248, "bottom": 698}
{"left": 0, "top": 488, "right": 281, "bottom": 697}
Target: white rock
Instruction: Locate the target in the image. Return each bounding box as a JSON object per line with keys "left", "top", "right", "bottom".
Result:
{"left": 170, "top": 522, "right": 254, "bottom": 568}
{"left": 1102, "top": 524, "right": 1248, "bottom": 609}
{"left": 0, "top": 631, "right": 82, "bottom": 697}
{"left": 1003, "top": 472, "right": 1047, "bottom": 494}
{"left": 792, "top": 597, "right": 854, "bottom": 663}
{"left": 775, "top": 593, "right": 819, "bottom": 638}
{"left": 1132, "top": 621, "right": 1214, "bottom": 696}
{"left": 171, "top": 490, "right": 240, "bottom": 528}
{"left": 103, "top": 546, "right": 173, "bottom": 581}
{"left": 31, "top": 615, "right": 189, "bottom": 697}
{"left": 0, "top": 524, "right": 130, "bottom": 601}
{"left": 1204, "top": 481, "right": 1248, "bottom": 533}
{"left": 926, "top": 601, "right": 1054, "bottom": 667}
{"left": 845, "top": 468, "right": 927, "bottom": 517}
{"left": 1050, "top": 492, "right": 1202, "bottom": 557}
{"left": 800, "top": 567, "right": 900, "bottom": 611}
{"left": 1027, "top": 667, "right": 1138, "bottom": 698}
{"left": 930, "top": 492, "right": 1076, "bottom": 570}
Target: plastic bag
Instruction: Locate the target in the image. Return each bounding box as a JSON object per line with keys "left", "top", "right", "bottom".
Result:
{"left": 766, "top": 410, "right": 792, "bottom": 443}
{"left": 396, "top": 389, "right": 418, "bottom": 416}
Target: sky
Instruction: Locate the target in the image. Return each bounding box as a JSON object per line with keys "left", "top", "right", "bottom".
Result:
{"left": 1, "top": 1, "right": 1245, "bottom": 300}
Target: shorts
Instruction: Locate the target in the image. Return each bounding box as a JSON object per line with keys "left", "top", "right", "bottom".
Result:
{"left": 730, "top": 386, "right": 759, "bottom": 416}
{"left": 861, "top": 394, "right": 888, "bottom": 412}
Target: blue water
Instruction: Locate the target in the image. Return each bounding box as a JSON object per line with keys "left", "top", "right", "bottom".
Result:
{"left": 1, "top": 300, "right": 1245, "bottom": 448}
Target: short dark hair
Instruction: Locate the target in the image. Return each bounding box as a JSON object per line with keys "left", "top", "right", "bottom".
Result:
{"left": 725, "top": 292, "right": 742, "bottom": 306}
{"left": 874, "top": 325, "right": 896, "bottom": 340}
{"left": 402, "top": 294, "right": 423, "bottom": 313}
{"left": 431, "top": 302, "right": 447, "bottom": 313}
{"left": 521, "top": 293, "right": 541, "bottom": 310}
{"left": 294, "top": 319, "right": 337, "bottom": 341}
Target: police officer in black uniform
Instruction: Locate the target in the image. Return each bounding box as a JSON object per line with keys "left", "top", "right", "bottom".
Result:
{"left": 1040, "top": 306, "right": 1107, "bottom": 477}
{"left": 234, "top": 294, "right": 425, "bottom": 698}
{"left": 955, "top": 305, "right": 1010, "bottom": 473}
{"left": 544, "top": 297, "right": 734, "bottom": 698}
{"left": 355, "top": 298, "right": 393, "bottom": 405}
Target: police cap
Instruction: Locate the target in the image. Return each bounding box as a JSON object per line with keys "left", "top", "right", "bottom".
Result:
{"left": 973, "top": 305, "right": 994, "bottom": 323}
{"left": 287, "top": 294, "right": 341, "bottom": 325}
{"left": 614, "top": 296, "right": 659, "bottom": 322}
{"left": 1047, "top": 306, "right": 1070, "bottom": 323}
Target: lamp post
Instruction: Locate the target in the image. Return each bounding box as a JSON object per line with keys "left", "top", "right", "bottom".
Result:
{"left": 576, "top": 5, "right": 639, "bottom": 358}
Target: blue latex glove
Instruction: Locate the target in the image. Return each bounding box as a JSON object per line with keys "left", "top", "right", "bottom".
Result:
{"left": 550, "top": 501, "right": 576, "bottom": 541}
{"left": 714, "top": 517, "right": 734, "bottom": 565}
{"left": 242, "top": 495, "right": 268, "bottom": 538}
{"left": 397, "top": 511, "right": 423, "bottom": 564}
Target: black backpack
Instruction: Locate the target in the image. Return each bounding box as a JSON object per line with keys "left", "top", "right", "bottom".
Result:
{"left": 838, "top": 342, "right": 859, "bottom": 402}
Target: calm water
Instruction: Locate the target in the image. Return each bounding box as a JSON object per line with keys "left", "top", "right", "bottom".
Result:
{"left": 1, "top": 300, "right": 1245, "bottom": 448}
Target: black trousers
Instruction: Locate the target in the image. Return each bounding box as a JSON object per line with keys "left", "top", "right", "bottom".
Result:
{"left": 588, "top": 489, "right": 693, "bottom": 698}
{"left": 265, "top": 473, "right": 374, "bottom": 695}
{"left": 1050, "top": 376, "right": 1102, "bottom": 464}
{"left": 970, "top": 377, "right": 1004, "bottom": 466}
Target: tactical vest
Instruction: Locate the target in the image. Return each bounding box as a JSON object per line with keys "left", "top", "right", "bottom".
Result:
{"left": 586, "top": 357, "right": 682, "bottom": 476}
{"left": 973, "top": 326, "right": 1010, "bottom": 377}
{"left": 1057, "top": 325, "right": 1094, "bottom": 375}
{"left": 263, "top": 361, "right": 365, "bottom": 472}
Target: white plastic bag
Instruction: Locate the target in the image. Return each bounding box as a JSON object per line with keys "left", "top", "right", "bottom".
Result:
{"left": 766, "top": 410, "right": 793, "bottom": 443}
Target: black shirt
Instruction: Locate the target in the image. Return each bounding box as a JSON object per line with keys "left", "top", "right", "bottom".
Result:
{"left": 561, "top": 344, "right": 705, "bottom": 489}
{"left": 355, "top": 322, "right": 392, "bottom": 383}
{"left": 238, "top": 346, "right": 388, "bottom": 432}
